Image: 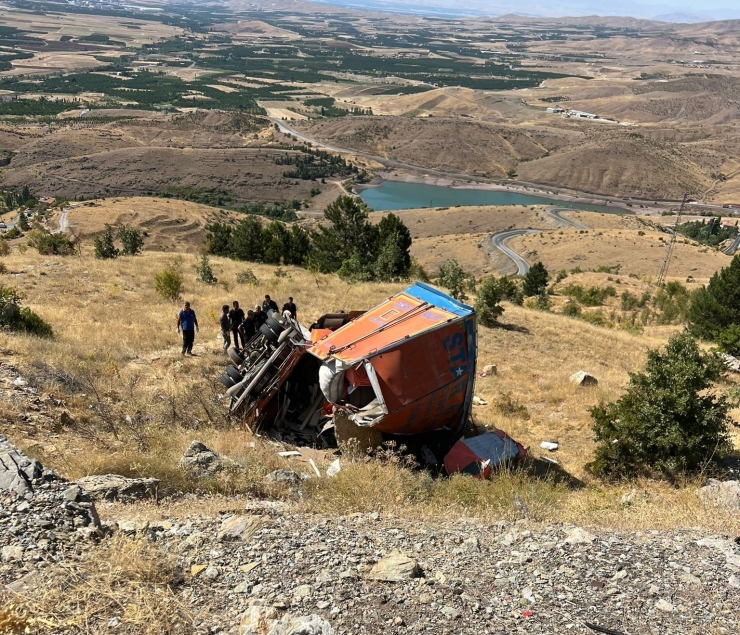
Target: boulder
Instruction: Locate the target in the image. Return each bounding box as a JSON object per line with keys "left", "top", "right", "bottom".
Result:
{"left": 75, "top": 474, "right": 159, "bottom": 502}
{"left": 265, "top": 470, "right": 301, "bottom": 487}
{"left": 570, "top": 371, "right": 598, "bottom": 387}
{"left": 0, "top": 435, "right": 42, "bottom": 496}
{"left": 179, "top": 441, "right": 240, "bottom": 478}
{"left": 218, "top": 515, "right": 267, "bottom": 542}
{"left": 367, "top": 550, "right": 421, "bottom": 582}
{"left": 239, "top": 608, "right": 334, "bottom": 635}
{"left": 699, "top": 479, "right": 740, "bottom": 510}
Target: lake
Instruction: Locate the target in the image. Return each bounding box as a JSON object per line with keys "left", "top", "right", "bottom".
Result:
{"left": 358, "top": 180, "right": 627, "bottom": 214}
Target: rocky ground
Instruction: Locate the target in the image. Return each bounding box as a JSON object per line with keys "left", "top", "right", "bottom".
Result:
{"left": 2, "top": 435, "right": 740, "bottom": 635}
{"left": 2, "top": 354, "right": 740, "bottom": 634}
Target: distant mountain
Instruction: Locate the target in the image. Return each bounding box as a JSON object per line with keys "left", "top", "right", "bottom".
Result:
{"left": 317, "top": 0, "right": 740, "bottom": 21}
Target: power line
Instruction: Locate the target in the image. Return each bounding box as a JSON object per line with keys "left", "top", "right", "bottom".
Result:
{"left": 656, "top": 193, "right": 688, "bottom": 287}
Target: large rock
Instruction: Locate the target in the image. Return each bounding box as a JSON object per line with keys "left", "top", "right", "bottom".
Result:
{"left": 179, "top": 441, "right": 240, "bottom": 478}
{"left": 367, "top": 550, "right": 421, "bottom": 582}
{"left": 218, "top": 515, "right": 267, "bottom": 542}
{"left": 570, "top": 371, "right": 598, "bottom": 387}
{"left": 239, "top": 608, "right": 334, "bottom": 635}
{"left": 699, "top": 479, "right": 740, "bottom": 510}
{"left": 75, "top": 474, "right": 159, "bottom": 502}
{"left": 0, "top": 435, "right": 42, "bottom": 496}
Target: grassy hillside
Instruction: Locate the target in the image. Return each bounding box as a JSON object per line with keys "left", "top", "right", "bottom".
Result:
{"left": 1, "top": 247, "right": 738, "bottom": 534}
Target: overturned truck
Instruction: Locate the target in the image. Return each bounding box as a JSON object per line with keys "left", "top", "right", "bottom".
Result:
{"left": 218, "top": 282, "right": 477, "bottom": 449}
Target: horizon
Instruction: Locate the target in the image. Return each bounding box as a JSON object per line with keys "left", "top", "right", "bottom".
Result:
{"left": 316, "top": 0, "right": 740, "bottom": 22}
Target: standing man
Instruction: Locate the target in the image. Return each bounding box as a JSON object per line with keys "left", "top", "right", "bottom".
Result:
{"left": 262, "top": 294, "right": 279, "bottom": 314}
{"left": 229, "top": 301, "right": 245, "bottom": 351}
{"left": 239, "top": 309, "right": 256, "bottom": 345}
{"left": 219, "top": 304, "right": 231, "bottom": 353}
{"left": 176, "top": 301, "right": 199, "bottom": 356}
{"left": 253, "top": 304, "right": 267, "bottom": 329}
{"left": 282, "top": 296, "right": 297, "bottom": 320}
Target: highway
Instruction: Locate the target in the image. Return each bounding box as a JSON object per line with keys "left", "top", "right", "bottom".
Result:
{"left": 724, "top": 234, "right": 740, "bottom": 256}
{"left": 547, "top": 207, "right": 589, "bottom": 230}
{"left": 490, "top": 229, "right": 540, "bottom": 276}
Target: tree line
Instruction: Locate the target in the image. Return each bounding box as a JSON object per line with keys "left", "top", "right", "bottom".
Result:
{"left": 205, "top": 196, "right": 412, "bottom": 282}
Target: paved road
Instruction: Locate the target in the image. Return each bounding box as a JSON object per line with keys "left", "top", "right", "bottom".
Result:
{"left": 490, "top": 229, "right": 540, "bottom": 275}
{"left": 547, "top": 207, "right": 589, "bottom": 230}
{"left": 56, "top": 208, "right": 70, "bottom": 233}
{"left": 724, "top": 234, "right": 740, "bottom": 256}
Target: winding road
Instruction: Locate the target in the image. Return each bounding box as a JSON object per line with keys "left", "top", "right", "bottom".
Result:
{"left": 547, "top": 207, "right": 589, "bottom": 230}
{"left": 724, "top": 234, "right": 740, "bottom": 256}
{"left": 490, "top": 229, "right": 540, "bottom": 275}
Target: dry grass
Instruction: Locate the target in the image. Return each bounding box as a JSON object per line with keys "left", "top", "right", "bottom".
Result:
{"left": 1, "top": 536, "right": 194, "bottom": 634}
{"left": 509, "top": 226, "right": 731, "bottom": 280}
{"left": 55, "top": 197, "right": 244, "bottom": 253}
{"left": 1, "top": 247, "right": 738, "bottom": 536}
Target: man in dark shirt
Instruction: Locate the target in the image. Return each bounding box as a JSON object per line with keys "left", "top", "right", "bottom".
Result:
{"left": 176, "top": 301, "right": 199, "bottom": 356}
{"left": 253, "top": 305, "right": 267, "bottom": 329}
{"left": 239, "top": 310, "right": 257, "bottom": 344}
{"left": 282, "top": 296, "right": 297, "bottom": 320}
{"left": 262, "top": 294, "right": 279, "bottom": 314}
{"left": 229, "top": 301, "right": 245, "bottom": 351}
{"left": 219, "top": 304, "right": 231, "bottom": 352}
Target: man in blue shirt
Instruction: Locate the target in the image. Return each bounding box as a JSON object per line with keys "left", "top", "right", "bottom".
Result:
{"left": 176, "top": 301, "right": 199, "bottom": 356}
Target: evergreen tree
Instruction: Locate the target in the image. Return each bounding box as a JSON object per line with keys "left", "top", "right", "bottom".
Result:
{"left": 312, "top": 196, "right": 377, "bottom": 273}
{"left": 374, "top": 213, "right": 411, "bottom": 281}
{"left": 523, "top": 261, "right": 549, "bottom": 297}
{"left": 116, "top": 224, "right": 144, "bottom": 256}
{"left": 438, "top": 259, "right": 470, "bottom": 302}
{"left": 475, "top": 277, "right": 505, "bottom": 326}
{"left": 205, "top": 222, "right": 232, "bottom": 256}
{"left": 230, "top": 217, "right": 266, "bottom": 262}
{"left": 688, "top": 255, "right": 740, "bottom": 340}
{"left": 93, "top": 225, "right": 119, "bottom": 260}
{"left": 588, "top": 332, "right": 732, "bottom": 479}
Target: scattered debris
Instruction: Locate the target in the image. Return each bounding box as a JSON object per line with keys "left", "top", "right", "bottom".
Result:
{"left": 367, "top": 550, "right": 421, "bottom": 582}
{"left": 75, "top": 474, "right": 159, "bottom": 502}
{"left": 277, "top": 451, "right": 301, "bottom": 458}
{"left": 540, "top": 441, "right": 558, "bottom": 451}
{"left": 481, "top": 364, "right": 497, "bottom": 376}
{"left": 444, "top": 431, "right": 526, "bottom": 479}
{"left": 326, "top": 459, "right": 341, "bottom": 477}
{"left": 239, "top": 608, "right": 334, "bottom": 635}
{"left": 308, "top": 458, "right": 322, "bottom": 478}
{"left": 179, "top": 441, "right": 240, "bottom": 478}
{"left": 585, "top": 623, "right": 627, "bottom": 635}
{"left": 472, "top": 396, "right": 488, "bottom": 406}
{"left": 719, "top": 353, "right": 740, "bottom": 373}
{"left": 217, "top": 515, "right": 267, "bottom": 542}
{"left": 570, "top": 371, "right": 598, "bottom": 387}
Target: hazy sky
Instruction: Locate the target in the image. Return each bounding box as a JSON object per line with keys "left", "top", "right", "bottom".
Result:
{"left": 326, "top": 0, "right": 740, "bottom": 20}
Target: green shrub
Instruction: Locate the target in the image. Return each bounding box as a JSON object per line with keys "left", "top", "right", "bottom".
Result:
{"left": 195, "top": 254, "right": 217, "bottom": 284}
{"left": 562, "top": 283, "right": 616, "bottom": 306}
{"left": 117, "top": 225, "right": 144, "bottom": 255}
{"left": 474, "top": 277, "right": 505, "bottom": 326}
{"left": 236, "top": 269, "right": 259, "bottom": 285}
{"left": 716, "top": 324, "right": 740, "bottom": 357}
{"left": 562, "top": 302, "right": 581, "bottom": 317}
{"left": 154, "top": 260, "right": 184, "bottom": 302}
{"left": 588, "top": 332, "right": 733, "bottom": 479}
{"left": 534, "top": 293, "right": 551, "bottom": 311}
{"left": 0, "top": 285, "right": 52, "bottom": 337}
{"left": 93, "top": 225, "right": 119, "bottom": 260}
{"left": 438, "top": 259, "right": 471, "bottom": 302}
{"left": 27, "top": 229, "right": 75, "bottom": 255}
{"left": 653, "top": 281, "right": 690, "bottom": 325}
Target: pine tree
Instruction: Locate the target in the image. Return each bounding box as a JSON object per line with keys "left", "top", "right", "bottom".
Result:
{"left": 588, "top": 332, "right": 732, "bottom": 479}
{"left": 93, "top": 225, "right": 119, "bottom": 260}
{"left": 523, "top": 261, "right": 549, "bottom": 297}
{"left": 688, "top": 254, "right": 740, "bottom": 340}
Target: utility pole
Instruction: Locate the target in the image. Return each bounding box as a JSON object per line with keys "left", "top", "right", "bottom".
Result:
{"left": 656, "top": 193, "right": 688, "bottom": 287}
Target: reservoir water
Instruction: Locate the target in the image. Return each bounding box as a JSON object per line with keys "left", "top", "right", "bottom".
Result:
{"left": 359, "top": 180, "right": 626, "bottom": 214}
